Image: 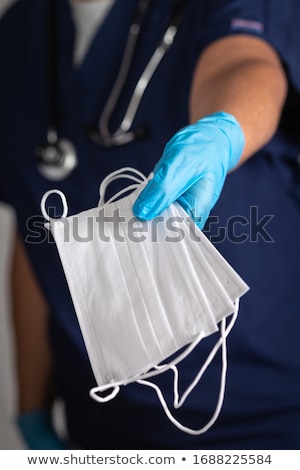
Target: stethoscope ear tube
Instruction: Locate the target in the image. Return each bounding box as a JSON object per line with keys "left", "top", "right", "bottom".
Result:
{"left": 91, "top": 0, "right": 187, "bottom": 147}
{"left": 36, "top": 1, "right": 78, "bottom": 181}
{"left": 36, "top": 0, "right": 187, "bottom": 180}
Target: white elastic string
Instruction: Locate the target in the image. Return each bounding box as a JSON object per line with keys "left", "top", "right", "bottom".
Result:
{"left": 173, "top": 299, "right": 239, "bottom": 408}
{"left": 137, "top": 299, "right": 238, "bottom": 385}
{"left": 137, "top": 316, "right": 228, "bottom": 435}
{"left": 89, "top": 385, "right": 120, "bottom": 403}
{"left": 136, "top": 300, "right": 239, "bottom": 435}
{"left": 100, "top": 183, "right": 142, "bottom": 206}
{"left": 150, "top": 301, "right": 238, "bottom": 409}
{"left": 98, "top": 167, "right": 147, "bottom": 206}
{"left": 40, "top": 189, "right": 69, "bottom": 229}
{"left": 99, "top": 175, "right": 143, "bottom": 205}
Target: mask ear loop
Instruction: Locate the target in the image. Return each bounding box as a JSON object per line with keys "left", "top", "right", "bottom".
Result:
{"left": 98, "top": 167, "right": 148, "bottom": 207}
{"left": 173, "top": 299, "right": 238, "bottom": 408}
{"left": 89, "top": 385, "right": 120, "bottom": 403}
{"left": 40, "top": 189, "right": 69, "bottom": 229}
{"left": 137, "top": 300, "right": 239, "bottom": 435}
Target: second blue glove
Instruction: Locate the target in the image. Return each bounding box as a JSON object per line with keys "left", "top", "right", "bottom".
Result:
{"left": 17, "top": 410, "right": 66, "bottom": 450}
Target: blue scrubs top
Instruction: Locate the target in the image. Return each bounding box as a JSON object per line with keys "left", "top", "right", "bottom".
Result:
{"left": 1, "top": 0, "right": 300, "bottom": 450}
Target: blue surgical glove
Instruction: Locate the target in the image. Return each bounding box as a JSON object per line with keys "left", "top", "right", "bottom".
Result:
{"left": 133, "top": 112, "right": 245, "bottom": 229}
{"left": 16, "top": 410, "right": 66, "bottom": 450}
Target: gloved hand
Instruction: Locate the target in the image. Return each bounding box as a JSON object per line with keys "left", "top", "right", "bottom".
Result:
{"left": 133, "top": 112, "right": 245, "bottom": 229}
{"left": 16, "top": 410, "right": 66, "bottom": 450}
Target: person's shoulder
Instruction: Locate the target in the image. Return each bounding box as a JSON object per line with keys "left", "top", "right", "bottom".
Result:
{"left": 0, "top": 0, "right": 19, "bottom": 21}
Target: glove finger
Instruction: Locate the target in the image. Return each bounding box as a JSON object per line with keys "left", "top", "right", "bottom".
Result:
{"left": 133, "top": 156, "right": 208, "bottom": 220}
{"left": 133, "top": 164, "right": 177, "bottom": 219}
{"left": 177, "top": 174, "right": 220, "bottom": 230}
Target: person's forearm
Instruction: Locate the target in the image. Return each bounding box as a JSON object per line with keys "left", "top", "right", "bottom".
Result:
{"left": 189, "top": 35, "right": 287, "bottom": 164}
{"left": 11, "top": 233, "right": 54, "bottom": 413}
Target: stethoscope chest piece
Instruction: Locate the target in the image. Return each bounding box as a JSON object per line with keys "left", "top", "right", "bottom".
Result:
{"left": 35, "top": 129, "right": 78, "bottom": 181}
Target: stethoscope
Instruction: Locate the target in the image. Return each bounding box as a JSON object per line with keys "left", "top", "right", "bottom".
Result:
{"left": 35, "top": 0, "right": 187, "bottom": 181}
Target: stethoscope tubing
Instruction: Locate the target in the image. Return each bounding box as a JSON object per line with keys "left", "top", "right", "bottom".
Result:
{"left": 37, "top": 0, "right": 187, "bottom": 180}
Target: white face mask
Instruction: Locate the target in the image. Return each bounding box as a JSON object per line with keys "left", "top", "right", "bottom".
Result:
{"left": 41, "top": 167, "right": 249, "bottom": 435}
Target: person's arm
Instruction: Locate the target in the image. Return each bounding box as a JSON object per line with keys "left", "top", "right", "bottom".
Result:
{"left": 189, "top": 34, "right": 287, "bottom": 164}
{"left": 11, "top": 233, "right": 65, "bottom": 449}
{"left": 133, "top": 35, "right": 287, "bottom": 226}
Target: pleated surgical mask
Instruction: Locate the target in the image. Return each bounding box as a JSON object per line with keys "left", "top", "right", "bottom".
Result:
{"left": 41, "top": 167, "right": 249, "bottom": 435}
